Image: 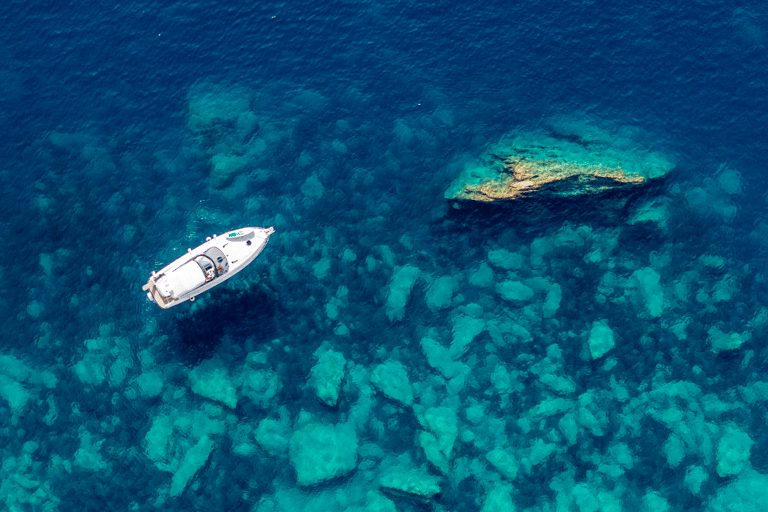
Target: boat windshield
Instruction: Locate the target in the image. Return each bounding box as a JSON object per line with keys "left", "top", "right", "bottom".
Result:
{"left": 192, "top": 248, "right": 229, "bottom": 282}
{"left": 194, "top": 255, "right": 216, "bottom": 281}
{"left": 204, "top": 247, "right": 229, "bottom": 276}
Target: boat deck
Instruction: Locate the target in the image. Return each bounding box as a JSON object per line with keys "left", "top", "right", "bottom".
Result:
{"left": 142, "top": 280, "right": 176, "bottom": 309}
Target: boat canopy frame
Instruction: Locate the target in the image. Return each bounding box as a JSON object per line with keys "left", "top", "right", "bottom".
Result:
{"left": 197, "top": 246, "right": 229, "bottom": 280}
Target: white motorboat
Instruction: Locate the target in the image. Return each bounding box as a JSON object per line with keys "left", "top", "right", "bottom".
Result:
{"left": 142, "top": 226, "right": 275, "bottom": 309}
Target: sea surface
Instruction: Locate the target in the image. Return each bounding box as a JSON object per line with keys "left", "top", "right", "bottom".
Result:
{"left": 1, "top": 0, "right": 768, "bottom": 510}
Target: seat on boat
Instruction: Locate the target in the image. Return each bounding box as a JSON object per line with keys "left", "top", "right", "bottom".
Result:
{"left": 156, "top": 261, "right": 206, "bottom": 299}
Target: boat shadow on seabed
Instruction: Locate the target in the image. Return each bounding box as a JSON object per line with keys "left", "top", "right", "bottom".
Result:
{"left": 169, "top": 284, "right": 279, "bottom": 366}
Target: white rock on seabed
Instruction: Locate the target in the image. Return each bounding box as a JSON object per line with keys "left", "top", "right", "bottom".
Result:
{"left": 0, "top": 354, "right": 56, "bottom": 420}
{"left": 169, "top": 435, "right": 215, "bottom": 497}
{"left": 239, "top": 352, "right": 282, "bottom": 407}
{"left": 136, "top": 371, "right": 164, "bottom": 398}
{"left": 144, "top": 405, "right": 229, "bottom": 477}
{"left": 716, "top": 425, "right": 753, "bottom": 477}
{"left": 74, "top": 428, "right": 110, "bottom": 472}
{"left": 684, "top": 465, "right": 709, "bottom": 495}
{"left": 425, "top": 276, "right": 454, "bottom": 311}
{"left": 450, "top": 314, "right": 485, "bottom": 359}
{"left": 2, "top": 444, "right": 61, "bottom": 510}
{"left": 543, "top": 283, "right": 562, "bottom": 318}
{"left": 707, "top": 468, "right": 768, "bottom": 512}
{"left": 188, "top": 356, "right": 238, "bottom": 408}
{"left": 480, "top": 484, "right": 515, "bottom": 512}
{"left": 255, "top": 417, "right": 291, "bottom": 456}
{"left": 421, "top": 336, "right": 468, "bottom": 379}
{"left": 310, "top": 349, "right": 347, "bottom": 406}
{"left": 487, "top": 249, "right": 525, "bottom": 270}
{"left": 385, "top": 265, "right": 421, "bottom": 321}
{"left": 629, "top": 200, "right": 669, "bottom": 229}
{"left": 469, "top": 263, "right": 494, "bottom": 288}
{"left": 0, "top": 374, "right": 32, "bottom": 413}
{"left": 417, "top": 407, "right": 458, "bottom": 474}
{"left": 633, "top": 267, "right": 664, "bottom": 317}
{"left": 289, "top": 421, "right": 358, "bottom": 486}
{"left": 496, "top": 280, "right": 534, "bottom": 302}
{"left": 588, "top": 321, "right": 615, "bottom": 359}
{"left": 642, "top": 491, "right": 670, "bottom": 512}
{"left": 371, "top": 360, "right": 414, "bottom": 406}
{"left": 420, "top": 407, "right": 458, "bottom": 459}
{"left": 485, "top": 447, "right": 518, "bottom": 480}
{"left": 380, "top": 470, "right": 442, "bottom": 502}
{"left": 708, "top": 326, "right": 749, "bottom": 353}
{"left": 365, "top": 491, "right": 398, "bottom": 512}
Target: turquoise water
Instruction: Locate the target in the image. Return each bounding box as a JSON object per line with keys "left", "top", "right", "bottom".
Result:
{"left": 1, "top": 0, "right": 768, "bottom": 510}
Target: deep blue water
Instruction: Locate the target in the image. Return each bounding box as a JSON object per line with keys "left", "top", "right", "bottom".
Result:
{"left": 1, "top": 0, "right": 768, "bottom": 510}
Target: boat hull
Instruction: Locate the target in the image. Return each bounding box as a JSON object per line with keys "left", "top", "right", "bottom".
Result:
{"left": 142, "top": 226, "right": 274, "bottom": 309}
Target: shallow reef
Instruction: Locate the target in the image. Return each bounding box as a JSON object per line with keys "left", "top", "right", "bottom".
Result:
{"left": 0, "top": 82, "right": 765, "bottom": 512}
{"left": 445, "top": 125, "right": 675, "bottom": 204}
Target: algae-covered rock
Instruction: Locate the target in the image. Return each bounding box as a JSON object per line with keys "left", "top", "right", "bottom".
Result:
{"left": 446, "top": 126, "right": 673, "bottom": 203}
{"left": 289, "top": 421, "right": 358, "bottom": 486}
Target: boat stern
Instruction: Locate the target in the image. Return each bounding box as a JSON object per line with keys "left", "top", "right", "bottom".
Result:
{"left": 142, "top": 276, "right": 177, "bottom": 309}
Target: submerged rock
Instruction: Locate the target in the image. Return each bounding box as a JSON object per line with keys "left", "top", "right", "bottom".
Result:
{"left": 289, "top": 421, "right": 358, "bottom": 486}
{"left": 707, "top": 468, "right": 768, "bottom": 512}
{"left": 716, "top": 425, "right": 753, "bottom": 477}
{"left": 371, "top": 360, "right": 414, "bottom": 406}
{"left": 486, "top": 447, "right": 518, "bottom": 480}
{"left": 170, "top": 435, "right": 215, "bottom": 497}
{"left": 310, "top": 349, "right": 347, "bottom": 406}
{"left": 445, "top": 127, "right": 673, "bottom": 203}
{"left": 380, "top": 470, "right": 442, "bottom": 502}
{"left": 365, "top": 491, "right": 398, "bottom": 512}
{"left": 481, "top": 484, "right": 515, "bottom": 512}
{"left": 588, "top": 321, "right": 615, "bottom": 360}
{"left": 385, "top": 265, "right": 421, "bottom": 322}
{"left": 255, "top": 417, "right": 291, "bottom": 456}
{"left": 450, "top": 154, "right": 644, "bottom": 203}
{"left": 189, "top": 356, "right": 238, "bottom": 409}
